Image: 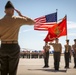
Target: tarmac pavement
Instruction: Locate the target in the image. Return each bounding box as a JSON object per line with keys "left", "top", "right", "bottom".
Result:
{"left": 17, "top": 55, "right": 76, "bottom": 75}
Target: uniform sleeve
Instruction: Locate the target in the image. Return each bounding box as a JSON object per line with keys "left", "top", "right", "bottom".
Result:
{"left": 64, "top": 45, "right": 66, "bottom": 50}
{"left": 49, "top": 46, "right": 50, "bottom": 49}
{"left": 60, "top": 44, "right": 62, "bottom": 53}
{"left": 70, "top": 46, "right": 72, "bottom": 50}
{"left": 49, "top": 43, "right": 54, "bottom": 45}
{"left": 16, "top": 17, "right": 35, "bottom": 26}
{"left": 72, "top": 45, "right": 74, "bottom": 50}
{"left": 43, "top": 46, "right": 45, "bottom": 49}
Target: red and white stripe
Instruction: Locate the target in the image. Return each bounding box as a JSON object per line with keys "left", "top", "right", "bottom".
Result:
{"left": 34, "top": 16, "right": 56, "bottom": 31}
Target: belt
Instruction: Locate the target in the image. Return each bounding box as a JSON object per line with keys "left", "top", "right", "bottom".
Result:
{"left": 1, "top": 41, "right": 18, "bottom": 44}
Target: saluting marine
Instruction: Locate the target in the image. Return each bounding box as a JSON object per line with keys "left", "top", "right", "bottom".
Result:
{"left": 64, "top": 39, "right": 71, "bottom": 68}
{"left": 43, "top": 42, "right": 50, "bottom": 68}
{"left": 0, "top": 1, "right": 35, "bottom": 75}
{"left": 49, "top": 38, "right": 62, "bottom": 71}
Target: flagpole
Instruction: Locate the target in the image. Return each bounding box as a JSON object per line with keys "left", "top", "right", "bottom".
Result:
{"left": 56, "top": 9, "right": 58, "bottom": 39}
{"left": 65, "top": 15, "right": 68, "bottom": 72}
{"left": 56, "top": 9, "right": 58, "bottom": 22}
{"left": 65, "top": 15, "right": 68, "bottom": 40}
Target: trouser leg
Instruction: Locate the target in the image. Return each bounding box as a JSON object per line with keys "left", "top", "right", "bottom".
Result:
{"left": 1, "top": 57, "right": 20, "bottom": 75}
{"left": 9, "top": 44, "right": 20, "bottom": 75}
{"left": 0, "top": 44, "right": 20, "bottom": 75}
{"left": 45, "top": 57, "right": 47, "bottom": 66}
{"left": 69, "top": 55, "right": 71, "bottom": 62}
{"left": 1, "top": 57, "right": 9, "bottom": 75}
{"left": 54, "top": 52, "right": 57, "bottom": 70}
{"left": 44, "top": 57, "right": 46, "bottom": 66}
{"left": 64, "top": 53, "right": 67, "bottom": 67}
{"left": 75, "top": 58, "right": 76, "bottom": 67}
{"left": 67, "top": 56, "right": 69, "bottom": 67}
{"left": 54, "top": 52, "right": 60, "bottom": 70}
{"left": 46, "top": 52, "right": 49, "bottom": 66}
{"left": 9, "top": 57, "right": 19, "bottom": 75}
{"left": 64, "top": 52, "right": 69, "bottom": 68}
{"left": 0, "top": 60, "right": 1, "bottom": 75}
{"left": 74, "top": 55, "right": 76, "bottom": 67}
{"left": 44, "top": 52, "right": 49, "bottom": 67}
{"left": 53, "top": 53, "right": 56, "bottom": 69}
{"left": 56, "top": 53, "right": 60, "bottom": 70}
{"left": 45, "top": 57, "right": 49, "bottom": 66}
{"left": 44, "top": 58, "right": 49, "bottom": 67}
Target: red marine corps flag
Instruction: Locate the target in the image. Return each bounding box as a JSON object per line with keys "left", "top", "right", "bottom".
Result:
{"left": 44, "top": 16, "right": 67, "bottom": 42}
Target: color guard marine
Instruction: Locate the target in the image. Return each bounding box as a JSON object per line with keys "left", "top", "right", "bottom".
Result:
{"left": 64, "top": 39, "right": 71, "bottom": 68}
{"left": 49, "top": 38, "right": 62, "bottom": 71}
{"left": 43, "top": 42, "right": 50, "bottom": 68}
{"left": 72, "top": 39, "right": 76, "bottom": 68}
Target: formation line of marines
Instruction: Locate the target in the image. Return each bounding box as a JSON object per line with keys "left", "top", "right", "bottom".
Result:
{"left": 43, "top": 38, "right": 76, "bottom": 71}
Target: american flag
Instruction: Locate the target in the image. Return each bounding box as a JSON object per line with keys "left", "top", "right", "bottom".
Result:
{"left": 34, "top": 12, "right": 57, "bottom": 31}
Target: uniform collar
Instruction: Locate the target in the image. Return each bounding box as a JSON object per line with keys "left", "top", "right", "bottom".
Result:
{"left": 4, "top": 14, "right": 13, "bottom": 18}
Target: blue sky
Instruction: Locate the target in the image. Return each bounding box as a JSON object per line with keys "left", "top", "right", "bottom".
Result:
{"left": 0, "top": 0, "right": 76, "bottom": 51}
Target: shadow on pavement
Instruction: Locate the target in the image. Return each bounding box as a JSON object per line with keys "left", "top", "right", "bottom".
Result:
{"left": 28, "top": 68, "right": 67, "bottom": 73}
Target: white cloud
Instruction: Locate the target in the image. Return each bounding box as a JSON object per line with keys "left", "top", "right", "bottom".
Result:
{"left": 67, "top": 21, "right": 76, "bottom": 29}
{"left": 19, "top": 29, "right": 33, "bottom": 33}
{"left": 68, "top": 33, "right": 76, "bottom": 36}
{"left": 39, "top": 32, "right": 48, "bottom": 36}
{"left": 23, "top": 29, "right": 33, "bottom": 32}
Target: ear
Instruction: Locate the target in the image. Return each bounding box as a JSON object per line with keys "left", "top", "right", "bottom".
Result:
{"left": 4, "top": 9, "right": 9, "bottom": 14}
{"left": 4, "top": 10, "right": 6, "bottom": 13}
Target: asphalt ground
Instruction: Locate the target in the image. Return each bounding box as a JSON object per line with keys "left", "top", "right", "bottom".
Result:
{"left": 17, "top": 55, "right": 76, "bottom": 75}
